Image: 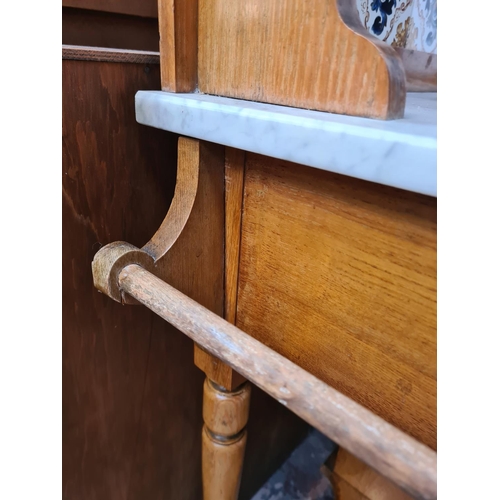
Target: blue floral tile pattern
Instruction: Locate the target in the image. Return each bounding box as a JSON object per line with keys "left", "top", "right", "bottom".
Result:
{"left": 357, "top": 0, "right": 437, "bottom": 53}
{"left": 370, "top": 0, "right": 397, "bottom": 36}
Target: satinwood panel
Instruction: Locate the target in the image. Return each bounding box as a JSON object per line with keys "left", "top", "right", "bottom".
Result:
{"left": 236, "top": 154, "right": 437, "bottom": 449}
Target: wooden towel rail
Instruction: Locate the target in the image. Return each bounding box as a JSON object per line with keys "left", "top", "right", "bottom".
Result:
{"left": 92, "top": 244, "right": 437, "bottom": 500}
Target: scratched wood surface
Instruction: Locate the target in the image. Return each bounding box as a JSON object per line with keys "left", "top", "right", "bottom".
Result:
{"left": 236, "top": 154, "right": 437, "bottom": 450}
{"left": 198, "top": 0, "right": 406, "bottom": 119}
{"left": 117, "top": 263, "right": 436, "bottom": 499}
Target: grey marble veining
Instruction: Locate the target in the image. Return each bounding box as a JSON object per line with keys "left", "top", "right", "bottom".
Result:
{"left": 135, "top": 91, "right": 436, "bottom": 197}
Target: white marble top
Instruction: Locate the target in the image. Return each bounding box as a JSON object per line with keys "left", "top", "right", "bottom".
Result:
{"left": 135, "top": 91, "right": 436, "bottom": 197}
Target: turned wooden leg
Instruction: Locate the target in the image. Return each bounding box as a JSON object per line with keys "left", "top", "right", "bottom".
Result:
{"left": 202, "top": 378, "right": 251, "bottom": 500}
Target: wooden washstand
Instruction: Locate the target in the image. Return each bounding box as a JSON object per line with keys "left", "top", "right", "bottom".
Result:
{"left": 91, "top": 1, "right": 437, "bottom": 498}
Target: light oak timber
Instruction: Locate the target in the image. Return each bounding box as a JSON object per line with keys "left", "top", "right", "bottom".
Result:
{"left": 331, "top": 448, "right": 413, "bottom": 500}
{"left": 203, "top": 379, "right": 251, "bottom": 437}
{"left": 119, "top": 137, "right": 305, "bottom": 498}
{"left": 156, "top": 0, "right": 435, "bottom": 117}
{"left": 158, "top": 0, "right": 198, "bottom": 91}
{"left": 333, "top": 475, "right": 371, "bottom": 500}
{"left": 236, "top": 154, "right": 437, "bottom": 450}
{"left": 194, "top": 148, "right": 247, "bottom": 390}
{"left": 142, "top": 138, "right": 200, "bottom": 261}
{"left": 198, "top": 0, "right": 406, "bottom": 119}
{"left": 202, "top": 428, "right": 247, "bottom": 500}
{"left": 140, "top": 138, "right": 233, "bottom": 390}
{"left": 119, "top": 136, "right": 218, "bottom": 499}
{"left": 135, "top": 138, "right": 308, "bottom": 499}
{"left": 109, "top": 263, "right": 437, "bottom": 500}
{"left": 202, "top": 379, "right": 251, "bottom": 499}
{"left": 150, "top": 141, "right": 249, "bottom": 496}
{"left": 93, "top": 241, "right": 155, "bottom": 302}
{"left": 130, "top": 137, "right": 227, "bottom": 382}
{"left": 224, "top": 148, "right": 246, "bottom": 326}
{"left": 194, "top": 347, "right": 246, "bottom": 390}
{"left": 193, "top": 147, "right": 247, "bottom": 390}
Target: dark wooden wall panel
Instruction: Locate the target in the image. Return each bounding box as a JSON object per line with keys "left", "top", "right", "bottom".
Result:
{"left": 63, "top": 48, "right": 309, "bottom": 500}
{"left": 62, "top": 7, "right": 160, "bottom": 51}
{"left": 62, "top": 55, "right": 179, "bottom": 499}
{"left": 62, "top": 0, "right": 158, "bottom": 18}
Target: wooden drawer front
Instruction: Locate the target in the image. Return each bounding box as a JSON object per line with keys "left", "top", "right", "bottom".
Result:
{"left": 236, "top": 154, "right": 437, "bottom": 449}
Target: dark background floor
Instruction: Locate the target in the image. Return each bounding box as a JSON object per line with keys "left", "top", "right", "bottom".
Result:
{"left": 251, "top": 430, "right": 336, "bottom": 500}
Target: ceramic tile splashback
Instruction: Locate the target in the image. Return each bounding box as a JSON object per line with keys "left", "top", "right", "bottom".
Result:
{"left": 356, "top": 0, "right": 437, "bottom": 53}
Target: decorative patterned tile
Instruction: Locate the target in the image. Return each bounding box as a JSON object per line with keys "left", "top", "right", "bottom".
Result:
{"left": 356, "top": 0, "right": 437, "bottom": 53}
{"left": 251, "top": 430, "right": 336, "bottom": 500}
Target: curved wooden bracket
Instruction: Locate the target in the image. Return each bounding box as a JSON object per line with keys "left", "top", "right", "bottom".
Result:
{"left": 92, "top": 136, "right": 201, "bottom": 302}
{"left": 142, "top": 138, "right": 200, "bottom": 262}
{"left": 92, "top": 136, "right": 238, "bottom": 388}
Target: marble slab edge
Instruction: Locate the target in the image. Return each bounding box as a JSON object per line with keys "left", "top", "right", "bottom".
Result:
{"left": 135, "top": 91, "right": 436, "bottom": 197}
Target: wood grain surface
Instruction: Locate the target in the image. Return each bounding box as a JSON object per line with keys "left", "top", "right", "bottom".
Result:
{"left": 236, "top": 154, "right": 437, "bottom": 450}
{"left": 202, "top": 380, "right": 251, "bottom": 499}
{"left": 333, "top": 476, "right": 371, "bottom": 500}
{"left": 63, "top": 53, "right": 307, "bottom": 500}
{"left": 63, "top": 44, "right": 159, "bottom": 64}
{"left": 202, "top": 428, "right": 247, "bottom": 500}
{"left": 194, "top": 147, "right": 247, "bottom": 390}
{"left": 198, "top": 0, "right": 406, "bottom": 119}
{"left": 203, "top": 379, "right": 251, "bottom": 437}
{"left": 158, "top": 0, "right": 198, "bottom": 91}
{"left": 117, "top": 264, "right": 437, "bottom": 500}
{"left": 224, "top": 148, "right": 246, "bottom": 325}
{"left": 128, "top": 137, "right": 223, "bottom": 499}
{"left": 135, "top": 138, "right": 308, "bottom": 500}
{"left": 331, "top": 448, "right": 412, "bottom": 500}
{"left": 142, "top": 137, "right": 200, "bottom": 261}
{"left": 62, "top": 55, "right": 179, "bottom": 500}
{"left": 163, "top": 140, "right": 308, "bottom": 498}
